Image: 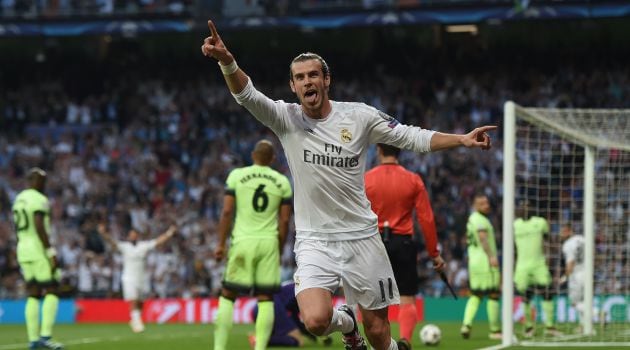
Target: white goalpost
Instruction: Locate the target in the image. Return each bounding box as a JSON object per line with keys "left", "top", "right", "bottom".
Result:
{"left": 502, "top": 101, "right": 630, "bottom": 347}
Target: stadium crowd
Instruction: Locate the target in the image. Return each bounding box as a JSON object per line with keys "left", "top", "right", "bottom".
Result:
{"left": 0, "top": 0, "right": 194, "bottom": 18}
{"left": 0, "top": 50, "right": 629, "bottom": 301}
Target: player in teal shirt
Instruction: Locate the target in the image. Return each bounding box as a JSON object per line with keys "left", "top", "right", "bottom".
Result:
{"left": 12, "top": 168, "right": 64, "bottom": 350}
{"left": 213, "top": 140, "right": 293, "bottom": 350}
{"left": 514, "top": 200, "right": 561, "bottom": 337}
{"left": 461, "top": 194, "right": 501, "bottom": 340}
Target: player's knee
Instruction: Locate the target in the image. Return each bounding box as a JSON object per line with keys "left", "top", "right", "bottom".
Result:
{"left": 525, "top": 289, "right": 534, "bottom": 302}
{"left": 472, "top": 291, "right": 484, "bottom": 299}
{"left": 26, "top": 283, "right": 41, "bottom": 298}
{"left": 302, "top": 313, "right": 331, "bottom": 336}
{"left": 257, "top": 294, "right": 273, "bottom": 302}
{"left": 220, "top": 288, "right": 237, "bottom": 301}
{"left": 45, "top": 285, "right": 59, "bottom": 296}
{"left": 488, "top": 293, "right": 500, "bottom": 301}
{"left": 516, "top": 290, "right": 529, "bottom": 303}
{"left": 44, "top": 292, "right": 60, "bottom": 299}
{"left": 543, "top": 290, "right": 555, "bottom": 301}
{"left": 27, "top": 292, "right": 41, "bottom": 299}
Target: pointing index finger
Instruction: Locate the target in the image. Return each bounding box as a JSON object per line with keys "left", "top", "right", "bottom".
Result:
{"left": 478, "top": 125, "right": 497, "bottom": 133}
{"left": 208, "top": 20, "right": 218, "bottom": 38}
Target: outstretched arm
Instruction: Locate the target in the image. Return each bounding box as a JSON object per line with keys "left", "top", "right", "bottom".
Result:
{"left": 368, "top": 107, "right": 496, "bottom": 154}
{"left": 155, "top": 225, "right": 177, "bottom": 247}
{"left": 201, "top": 20, "right": 249, "bottom": 94}
{"left": 97, "top": 223, "right": 119, "bottom": 252}
{"left": 430, "top": 125, "right": 497, "bottom": 151}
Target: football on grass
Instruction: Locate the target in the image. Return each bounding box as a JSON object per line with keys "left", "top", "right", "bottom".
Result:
{"left": 419, "top": 324, "right": 441, "bottom": 346}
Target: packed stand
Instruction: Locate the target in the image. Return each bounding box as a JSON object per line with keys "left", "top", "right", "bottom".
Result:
{"left": 1, "top": 52, "right": 629, "bottom": 300}
{"left": 0, "top": 0, "right": 194, "bottom": 18}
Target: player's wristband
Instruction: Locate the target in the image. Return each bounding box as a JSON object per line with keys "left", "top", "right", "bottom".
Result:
{"left": 218, "top": 60, "right": 238, "bottom": 75}
{"left": 46, "top": 247, "right": 57, "bottom": 258}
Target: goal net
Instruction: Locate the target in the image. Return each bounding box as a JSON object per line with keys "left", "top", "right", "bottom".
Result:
{"left": 501, "top": 102, "right": 630, "bottom": 347}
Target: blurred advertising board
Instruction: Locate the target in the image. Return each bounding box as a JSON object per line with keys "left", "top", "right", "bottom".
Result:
{"left": 0, "top": 299, "right": 75, "bottom": 324}
{"left": 0, "top": 295, "right": 625, "bottom": 324}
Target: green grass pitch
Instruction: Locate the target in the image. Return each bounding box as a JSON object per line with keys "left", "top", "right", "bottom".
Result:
{"left": 0, "top": 322, "right": 627, "bottom": 350}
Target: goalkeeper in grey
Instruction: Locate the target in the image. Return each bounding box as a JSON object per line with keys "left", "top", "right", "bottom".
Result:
{"left": 201, "top": 20, "right": 496, "bottom": 350}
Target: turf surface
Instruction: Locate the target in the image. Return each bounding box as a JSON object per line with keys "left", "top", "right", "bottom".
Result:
{"left": 0, "top": 322, "right": 627, "bottom": 350}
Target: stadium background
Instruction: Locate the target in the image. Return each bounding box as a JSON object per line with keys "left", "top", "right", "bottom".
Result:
{"left": 0, "top": 0, "right": 629, "bottom": 337}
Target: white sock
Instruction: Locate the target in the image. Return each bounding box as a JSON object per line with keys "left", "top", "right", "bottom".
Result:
{"left": 387, "top": 338, "right": 399, "bottom": 350}
{"left": 131, "top": 309, "right": 142, "bottom": 324}
{"left": 575, "top": 302, "right": 585, "bottom": 321}
{"left": 323, "top": 308, "right": 354, "bottom": 336}
{"left": 575, "top": 302, "right": 584, "bottom": 313}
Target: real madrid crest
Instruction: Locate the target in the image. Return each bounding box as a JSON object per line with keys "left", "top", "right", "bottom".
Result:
{"left": 340, "top": 128, "right": 352, "bottom": 143}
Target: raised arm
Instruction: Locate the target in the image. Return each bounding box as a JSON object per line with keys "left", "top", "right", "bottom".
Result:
{"left": 155, "top": 225, "right": 177, "bottom": 247}
{"left": 201, "top": 20, "right": 249, "bottom": 94}
{"left": 201, "top": 20, "right": 289, "bottom": 133}
{"left": 97, "top": 223, "right": 119, "bottom": 252}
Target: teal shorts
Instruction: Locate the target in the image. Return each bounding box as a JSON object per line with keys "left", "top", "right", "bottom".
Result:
{"left": 514, "top": 263, "right": 551, "bottom": 293}
{"left": 468, "top": 267, "right": 500, "bottom": 293}
{"left": 223, "top": 238, "right": 280, "bottom": 295}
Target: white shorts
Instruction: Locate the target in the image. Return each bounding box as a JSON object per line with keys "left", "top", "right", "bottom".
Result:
{"left": 122, "top": 278, "right": 144, "bottom": 301}
{"left": 568, "top": 271, "right": 584, "bottom": 305}
{"left": 293, "top": 234, "right": 400, "bottom": 310}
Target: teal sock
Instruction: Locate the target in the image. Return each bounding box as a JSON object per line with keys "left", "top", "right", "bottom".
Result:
{"left": 40, "top": 294, "right": 59, "bottom": 337}
{"left": 523, "top": 302, "right": 533, "bottom": 329}
{"left": 463, "top": 295, "right": 480, "bottom": 327}
{"left": 25, "top": 297, "right": 40, "bottom": 342}
{"left": 487, "top": 299, "right": 501, "bottom": 332}
{"left": 542, "top": 300, "right": 555, "bottom": 328}
{"left": 213, "top": 297, "right": 234, "bottom": 350}
{"left": 255, "top": 301, "right": 274, "bottom": 350}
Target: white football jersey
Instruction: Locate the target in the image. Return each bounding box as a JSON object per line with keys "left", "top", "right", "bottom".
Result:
{"left": 562, "top": 235, "right": 585, "bottom": 275}
{"left": 118, "top": 240, "right": 157, "bottom": 280}
{"left": 233, "top": 79, "right": 435, "bottom": 241}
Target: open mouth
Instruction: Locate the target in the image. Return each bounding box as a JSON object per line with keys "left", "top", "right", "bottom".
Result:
{"left": 304, "top": 89, "right": 318, "bottom": 103}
